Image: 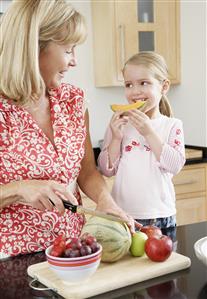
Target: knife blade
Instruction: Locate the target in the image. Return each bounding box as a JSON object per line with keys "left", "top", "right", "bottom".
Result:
{"left": 61, "top": 199, "right": 125, "bottom": 224}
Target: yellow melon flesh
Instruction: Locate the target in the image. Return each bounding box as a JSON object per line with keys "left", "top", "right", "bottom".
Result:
{"left": 111, "top": 100, "right": 145, "bottom": 112}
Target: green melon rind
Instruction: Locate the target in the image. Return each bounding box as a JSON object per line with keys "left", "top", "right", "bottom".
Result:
{"left": 81, "top": 217, "right": 132, "bottom": 263}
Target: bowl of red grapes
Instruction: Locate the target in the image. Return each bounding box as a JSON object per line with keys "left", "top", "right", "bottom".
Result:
{"left": 45, "top": 233, "right": 102, "bottom": 283}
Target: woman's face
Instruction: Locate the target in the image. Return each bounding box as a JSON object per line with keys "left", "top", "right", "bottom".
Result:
{"left": 39, "top": 41, "right": 76, "bottom": 89}
{"left": 123, "top": 64, "right": 168, "bottom": 118}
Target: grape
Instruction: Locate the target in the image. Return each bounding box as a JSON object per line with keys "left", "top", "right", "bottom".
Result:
{"left": 64, "top": 248, "right": 73, "bottom": 257}
{"left": 69, "top": 249, "right": 81, "bottom": 258}
{"left": 90, "top": 242, "right": 100, "bottom": 253}
{"left": 85, "top": 235, "right": 97, "bottom": 246}
{"left": 80, "top": 245, "right": 92, "bottom": 256}
{"left": 52, "top": 233, "right": 100, "bottom": 258}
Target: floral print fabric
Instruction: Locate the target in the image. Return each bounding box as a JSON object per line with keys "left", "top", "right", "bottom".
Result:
{"left": 0, "top": 83, "right": 86, "bottom": 257}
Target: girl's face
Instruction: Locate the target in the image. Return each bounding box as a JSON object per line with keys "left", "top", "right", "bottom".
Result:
{"left": 39, "top": 41, "right": 76, "bottom": 90}
{"left": 123, "top": 64, "right": 169, "bottom": 118}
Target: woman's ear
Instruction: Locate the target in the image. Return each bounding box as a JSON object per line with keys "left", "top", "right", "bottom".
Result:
{"left": 162, "top": 79, "right": 170, "bottom": 95}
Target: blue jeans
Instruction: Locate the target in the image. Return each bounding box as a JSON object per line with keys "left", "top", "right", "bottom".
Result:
{"left": 135, "top": 215, "right": 176, "bottom": 229}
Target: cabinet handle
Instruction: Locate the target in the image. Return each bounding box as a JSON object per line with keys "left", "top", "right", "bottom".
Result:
{"left": 174, "top": 180, "right": 197, "bottom": 186}
{"left": 119, "top": 24, "right": 125, "bottom": 68}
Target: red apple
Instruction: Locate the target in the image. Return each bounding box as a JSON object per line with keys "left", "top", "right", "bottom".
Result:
{"left": 145, "top": 235, "right": 173, "bottom": 262}
{"left": 140, "top": 225, "right": 162, "bottom": 238}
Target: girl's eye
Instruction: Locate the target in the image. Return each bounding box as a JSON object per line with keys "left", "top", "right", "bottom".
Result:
{"left": 141, "top": 81, "right": 149, "bottom": 86}
{"left": 66, "top": 50, "right": 72, "bottom": 55}
{"left": 125, "top": 83, "right": 133, "bottom": 88}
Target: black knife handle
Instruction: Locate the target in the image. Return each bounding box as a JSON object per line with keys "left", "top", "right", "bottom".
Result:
{"left": 62, "top": 200, "right": 77, "bottom": 213}
{"left": 49, "top": 199, "right": 77, "bottom": 213}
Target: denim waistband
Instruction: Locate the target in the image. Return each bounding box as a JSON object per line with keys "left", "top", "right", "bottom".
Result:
{"left": 135, "top": 215, "right": 176, "bottom": 229}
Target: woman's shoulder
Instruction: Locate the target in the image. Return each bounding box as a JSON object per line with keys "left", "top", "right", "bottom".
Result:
{"left": 0, "top": 95, "right": 14, "bottom": 112}
{"left": 63, "top": 83, "right": 84, "bottom": 96}
{"left": 49, "top": 83, "right": 84, "bottom": 100}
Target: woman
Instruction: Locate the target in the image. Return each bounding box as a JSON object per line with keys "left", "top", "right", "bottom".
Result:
{"left": 0, "top": 0, "right": 134, "bottom": 258}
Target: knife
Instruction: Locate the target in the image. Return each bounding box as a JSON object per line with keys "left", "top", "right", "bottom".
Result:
{"left": 61, "top": 199, "right": 125, "bottom": 224}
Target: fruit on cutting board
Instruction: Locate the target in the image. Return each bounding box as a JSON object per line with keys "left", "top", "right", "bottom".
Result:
{"left": 50, "top": 233, "right": 100, "bottom": 257}
{"left": 145, "top": 235, "right": 173, "bottom": 262}
{"left": 140, "top": 225, "right": 162, "bottom": 238}
{"left": 111, "top": 100, "right": 145, "bottom": 112}
{"left": 130, "top": 231, "right": 148, "bottom": 257}
{"left": 81, "top": 216, "right": 131, "bottom": 262}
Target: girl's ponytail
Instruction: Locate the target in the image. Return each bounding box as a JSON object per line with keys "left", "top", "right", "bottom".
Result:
{"left": 159, "top": 95, "right": 173, "bottom": 117}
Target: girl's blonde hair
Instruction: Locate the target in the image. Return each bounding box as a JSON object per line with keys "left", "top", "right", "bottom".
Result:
{"left": 0, "top": 0, "right": 87, "bottom": 104}
{"left": 122, "top": 51, "right": 173, "bottom": 117}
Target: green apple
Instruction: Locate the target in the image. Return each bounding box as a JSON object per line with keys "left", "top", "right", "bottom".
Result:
{"left": 130, "top": 231, "right": 148, "bottom": 257}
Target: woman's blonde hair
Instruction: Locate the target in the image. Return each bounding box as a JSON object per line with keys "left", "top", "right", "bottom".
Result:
{"left": 0, "top": 0, "right": 87, "bottom": 104}
{"left": 122, "top": 51, "right": 173, "bottom": 117}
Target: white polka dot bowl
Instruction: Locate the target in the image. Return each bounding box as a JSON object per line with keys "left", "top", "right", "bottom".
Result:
{"left": 45, "top": 244, "right": 102, "bottom": 284}
{"left": 194, "top": 237, "right": 207, "bottom": 267}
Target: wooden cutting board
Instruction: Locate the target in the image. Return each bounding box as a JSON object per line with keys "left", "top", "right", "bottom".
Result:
{"left": 27, "top": 252, "right": 191, "bottom": 299}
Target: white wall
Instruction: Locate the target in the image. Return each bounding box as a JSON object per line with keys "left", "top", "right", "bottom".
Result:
{"left": 2, "top": 0, "right": 206, "bottom": 147}
{"left": 70, "top": 0, "right": 207, "bottom": 147}
{"left": 169, "top": 0, "right": 207, "bottom": 147}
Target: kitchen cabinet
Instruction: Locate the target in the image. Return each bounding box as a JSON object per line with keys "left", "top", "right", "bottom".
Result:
{"left": 82, "top": 162, "right": 207, "bottom": 226}
{"left": 91, "top": 0, "right": 180, "bottom": 87}
{"left": 174, "top": 163, "right": 207, "bottom": 226}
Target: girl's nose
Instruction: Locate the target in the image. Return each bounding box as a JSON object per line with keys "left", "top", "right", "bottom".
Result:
{"left": 132, "top": 85, "right": 142, "bottom": 95}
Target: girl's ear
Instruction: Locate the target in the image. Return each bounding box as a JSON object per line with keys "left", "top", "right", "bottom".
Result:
{"left": 162, "top": 79, "right": 170, "bottom": 95}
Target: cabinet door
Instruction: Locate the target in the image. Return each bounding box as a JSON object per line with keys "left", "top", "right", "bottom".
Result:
{"left": 114, "top": 0, "right": 180, "bottom": 83}
{"left": 176, "top": 196, "right": 207, "bottom": 226}
{"left": 91, "top": 0, "right": 180, "bottom": 86}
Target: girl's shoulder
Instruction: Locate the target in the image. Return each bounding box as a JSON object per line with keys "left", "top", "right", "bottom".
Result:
{"left": 158, "top": 115, "right": 183, "bottom": 127}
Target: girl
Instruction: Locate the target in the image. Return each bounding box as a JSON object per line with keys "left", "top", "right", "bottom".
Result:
{"left": 98, "top": 51, "right": 186, "bottom": 229}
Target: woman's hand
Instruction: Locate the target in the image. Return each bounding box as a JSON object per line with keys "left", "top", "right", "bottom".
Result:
{"left": 14, "top": 179, "right": 78, "bottom": 214}
{"left": 110, "top": 111, "right": 129, "bottom": 141}
{"left": 96, "top": 196, "right": 141, "bottom": 234}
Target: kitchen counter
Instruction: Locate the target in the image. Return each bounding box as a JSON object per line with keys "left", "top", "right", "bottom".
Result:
{"left": 185, "top": 145, "right": 207, "bottom": 165}
{"left": 93, "top": 145, "right": 207, "bottom": 166}
{"left": 0, "top": 221, "right": 206, "bottom": 299}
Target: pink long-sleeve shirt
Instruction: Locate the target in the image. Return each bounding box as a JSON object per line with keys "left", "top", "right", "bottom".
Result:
{"left": 98, "top": 115, "right": 186, "bottom": 219}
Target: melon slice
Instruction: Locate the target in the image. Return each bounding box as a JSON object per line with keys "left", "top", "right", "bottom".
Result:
{"left": 111, "top": 100, "right": 145, "bottom": 112}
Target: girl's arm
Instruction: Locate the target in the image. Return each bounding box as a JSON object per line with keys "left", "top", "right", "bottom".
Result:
{"left": 98, "top": 112, "right": 127, "bottom": 176}
{"left": 127, "top": 110, "right": 185, "bottom": 175}
{"left": 141, "top": 119, "right": 185, "bottom": 175}
{"left": 97, "top": 127, "right": 121, "bottom": 177}
{"left": 156, "top": 120, "right": 186, "bottom": 174}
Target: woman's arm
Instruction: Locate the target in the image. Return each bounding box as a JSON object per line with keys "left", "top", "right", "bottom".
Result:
{"left": 0, "top": 180, "right": 78, "bottom": 213}
{"left": 77, "top": 110, "right": 114, "bottom": 204}
{"left": 0, "top": 182, "right": 21, "bottom": 208}
{"left": 77, "top": 110, "right": 136, "bottom": 232}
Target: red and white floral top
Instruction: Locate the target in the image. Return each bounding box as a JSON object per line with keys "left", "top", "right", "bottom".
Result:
{"left": 0, "top": 83, "right": 86, "bottom": 258}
